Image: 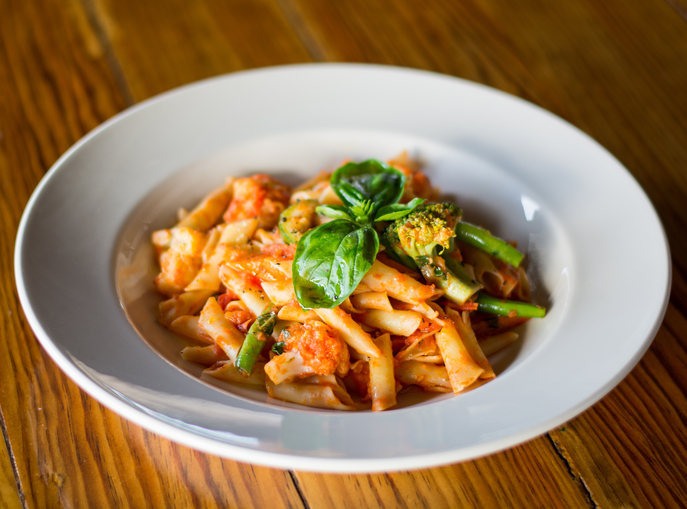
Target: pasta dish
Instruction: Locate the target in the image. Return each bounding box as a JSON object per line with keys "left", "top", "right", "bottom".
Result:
{"left": 152, "top": 153, "right": 545, "bottom": 411}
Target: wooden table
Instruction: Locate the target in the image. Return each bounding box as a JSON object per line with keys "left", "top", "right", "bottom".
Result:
{"left": 2, "top": 0, "right": 687, "bottom": 507}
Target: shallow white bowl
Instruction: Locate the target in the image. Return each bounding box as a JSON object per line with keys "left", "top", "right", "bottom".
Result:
{"left": 15, "top": 64, "right": 670, "bottom": 472}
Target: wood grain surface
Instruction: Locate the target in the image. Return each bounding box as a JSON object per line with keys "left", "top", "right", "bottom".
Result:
{"left": 0, "top": 436, "right": 22, "bottom": 509}
{"left": 1, "top": 0, "right": 687, "bottom": 507}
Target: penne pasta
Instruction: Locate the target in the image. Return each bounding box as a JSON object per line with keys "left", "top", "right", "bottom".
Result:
{"left": 435, "top": 320, "right": 484, "bottom": 393}
{"left": 176, "top": 185, "right": 233, "bottom": 232}
{"left": 368, "top": 334, "right": 397, "bottom": 411}
{"left": 205, "top": 360, "right": 266, "bottom": 386}
{"left": 277, "top": 301, "right": 320, "bottom": 322}
{"left": 396, "top": 333, "right": 441, "bottom": 363}
{"left": 351, "top": 283, "right": 373, "bottom": 295}
{"left": 395, "top": 361, "right": 452, "bottom": 392}
{"left": 181, "top": 344, "right": 228, "bottom": 366}
{"left": 218, "top": 218, "right": 259, "bottom": 245}
{"left": 200, "top": 227, "right": 222, "bottom": 264}
{"left": 314, "top": 307, "right": 381, "bottom": 359}
{"left": 350, "top": 292, "right": 393, "bottom": 312}
{"left": 362, "top": 260, "right": 434, "bottom": 304}
{"left": 266, "top": 378, "right": 356, "bottom": 411}
{"left": 358, "top": 309, "right": 423, "bottom": 337}
{"left": 218, "top": 265, "right": 271, "bottom": 317}
{"left": 273, "top": 260, "right": 293, "bottom": 279}
{"left": 198, "top": 297, "right": 245, "bottom": 361}
{"left": 446, "top": 308, "right": 495, "bottom": 380}
{"left": 184, "top": 243, "right": 229, "bottom": 292}
{"left": 340, "top": 297, "right": 363, "bottom": 315}
{"left": 261, "top": 280, "right": 295, "bottom": 306}
{"left": 159, "top": 289, "right": 215, "bottom": 326}
{"left": 169, "top": 315, "right": 213, "bottom": 343}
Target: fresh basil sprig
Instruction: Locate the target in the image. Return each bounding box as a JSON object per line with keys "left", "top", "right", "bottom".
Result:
{"left": 293, "top": 159, "right": 424, "bottom": 309}
{"left": 374, "top": 198, "right": 426, "bottom": 221}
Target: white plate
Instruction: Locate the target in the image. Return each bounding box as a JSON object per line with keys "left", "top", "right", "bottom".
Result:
{"left": 15, "top": 64, "right": 670, "bottom": 472}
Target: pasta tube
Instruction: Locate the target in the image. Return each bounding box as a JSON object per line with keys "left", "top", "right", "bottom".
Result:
{"left": 277, "top": 302, "right": 320, "bottom": 322}
{"left": 205, "top": 361, "right": 266, "bottom": 386}
{"left": 219, "top": 265, "right": 271, "bottom": 317}
{"left": 350, "top": 292, "right": 393, "bottom": 312}
{"left": 261, "top": 280, "right": 296, "bottom": 306}
{"left": 266, "top": 378, "right": 356, "bottom": 411}
{"left": 168, "top": 315, "right": 213, "bottom": 343}
{"left": 181, "top": 344, "right": 228, "bottom": 366}
{"left": 314, "top": 307, "right": 381, "bottom": 359}
{"left": 159, "top": 289, "right": 215, "bottom": 326}
{"left": 446, "top": 308, "right": 495, "bottom": 380}
{"left": 368, "top": 334, "right": 397, "bottom": 411}
{"left": 362, "top": 260, "right": 434, "bottom": 304}
{"left": 177, "top": 185, "right": 233, "bottom": 232}
{"left": 395, "top": 361, "right": 452, "bottom": 392}
{"left": 435, "top": 320, "right": 484, "bottom": 393}
{"left": 358, "top": 309, "right": 423, "bottom": 337}
{"left": 198, "top": 297, "right": 245, "bottom": 361}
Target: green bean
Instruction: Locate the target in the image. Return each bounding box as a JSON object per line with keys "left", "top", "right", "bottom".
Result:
{"left": 455, "top": 222, "right": 524, "bottom": 267}
{"left": 235, "top": 306, "right": 278, "bottom": 375}
{"left": 475, "top": 292, "right": 546, "bottom": 318}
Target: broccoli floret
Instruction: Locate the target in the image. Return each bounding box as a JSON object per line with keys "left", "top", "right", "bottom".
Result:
{"left": 396, "top": 202, "right": 460, "bottom": 257}
{"left": 382, "top": 202, "right": 481, "bottom": 304}
{"left": 382, "top": 202, "right": 460, "bottom": 266}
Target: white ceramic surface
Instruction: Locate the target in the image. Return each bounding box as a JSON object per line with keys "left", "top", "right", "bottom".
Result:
{"left": 15, "top": 64, "right": 670, "bottom": 472}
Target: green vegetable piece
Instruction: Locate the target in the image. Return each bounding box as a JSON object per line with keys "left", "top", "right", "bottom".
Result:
{"left": 330, "top": 160, "right": 405, "bottom": 221}
{"left": 455, "top": 222, "right": 524, "bottom": 267}
{"left": 278, "top": 199, "right": 319, "bottom": 245}
{"left": 271, "top": 341, "right": 286, "bottom": 355}
{"left": 381, "top": 202, "right": 479, "bottom": 304}
{"left": 235, "top": 307, "right": 278, "bottom": 375}
{"left": 379, "top": 231, "right": 418, "bottom": 270}
{"left": 293, "top": 219, "right": 378, "bottom": 309}
{"left": 415, "top": 256, "right": 480, "bottom": 305}
{"left": 316, "top": 204, "right": 354, "bottom": 221}
{"left": 440, "top": 255, "right": 483, "bottom": 304}
{"left": 374, "top": 197, "right": 426, "bottom": 222}
{"left": 475, "top": 292, "right": 546, "bottom": 318}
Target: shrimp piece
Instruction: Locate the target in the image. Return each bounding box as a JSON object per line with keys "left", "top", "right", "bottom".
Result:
{"left": 222, "top": 174, "right": 291, "bottom": 229}
{"left": 265, "top": 320, "right": 350, "bottom": 384}
{"left": 154, "top": 227, "right": 207, "bottom": 296}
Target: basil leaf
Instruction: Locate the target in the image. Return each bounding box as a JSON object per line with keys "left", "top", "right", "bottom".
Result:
{"left": 374, "top": 198, "right": 426, "bottom": 221}
{"left": 293, "top": 220, "right": 379, "bottom": 309}
{"left": 316, "top": 204, "right": 354, "bottom": 221}
{"left": 331, "top": 160, "right": 405, "bottom": 213}
{"left": 334, "top": 182, "right": 367, "bottom": 210}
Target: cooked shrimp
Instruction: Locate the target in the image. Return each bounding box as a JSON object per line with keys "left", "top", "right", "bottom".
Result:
{"left": 264, "top": 320, "right": 350, "bottom": 384}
